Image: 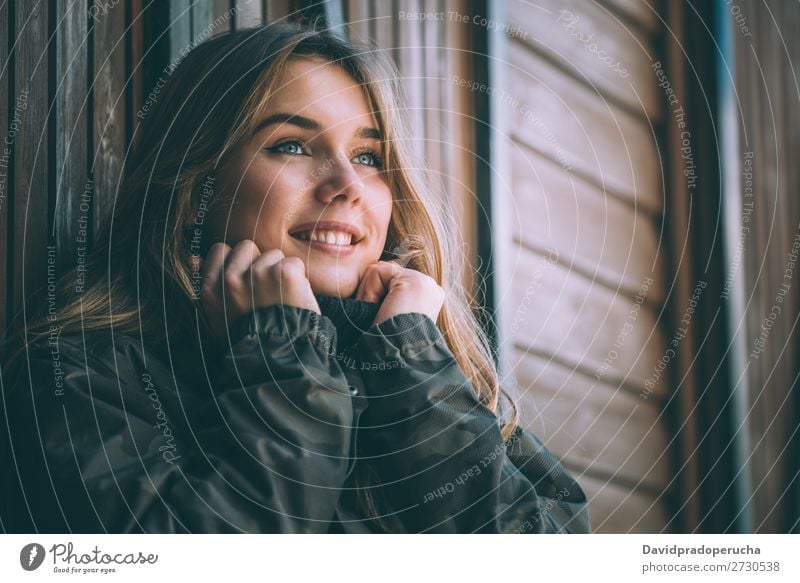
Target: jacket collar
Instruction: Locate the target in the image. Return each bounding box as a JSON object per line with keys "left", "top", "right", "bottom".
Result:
{"left": 314, "top": 294, "right": 380, "bottom": 350}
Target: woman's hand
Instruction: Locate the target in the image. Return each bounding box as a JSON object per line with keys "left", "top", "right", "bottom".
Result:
{"left": 354, "top": 261, "right": 445, "bottom": 326}
{"left": 196, "top": 240, "right": 320, "bottom": 341}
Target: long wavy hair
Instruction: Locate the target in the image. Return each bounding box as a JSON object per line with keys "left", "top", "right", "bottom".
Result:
{"left": 5, "top": 20, "right": 519, "bottom": 531}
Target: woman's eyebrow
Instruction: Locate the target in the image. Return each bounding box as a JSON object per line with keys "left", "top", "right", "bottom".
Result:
{"left": 255, "top": 112, "right": 382, "bottom": 140}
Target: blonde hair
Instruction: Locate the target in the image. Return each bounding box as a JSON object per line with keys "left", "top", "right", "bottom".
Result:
{"left": 5, "top": 20, "right": 519, "bottom": 531}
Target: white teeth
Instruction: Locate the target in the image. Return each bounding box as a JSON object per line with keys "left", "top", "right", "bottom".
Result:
{"left": 296, "top": 230, "right": 353, "bottom": 246}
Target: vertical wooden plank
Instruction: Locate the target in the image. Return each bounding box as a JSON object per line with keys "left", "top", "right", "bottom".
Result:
{"left": 373, "top": 0, "right": 393, "bottom": 50}
{"left": 234, "top": 0, "right": 264, "bottom": 29}
{"left": 395, "top": 0, "right": 424, "bottom": 140}
{"left": 0, "top": 0, "right": 10, "bottom": 341}
{"left": 54, "top": 0, "right": 88, "bottom": 280}
{"left": 421, "top": 0, "right": 442, "bottom": 176}
{"left": 128, "top": 0, "right": 144, "bottom": 137}
{"left": 265, "top": 0, "right": 292, "bottom": 25}
{"left": 168, "top": 0, "right": 192, "bottom": 60}
{"left": 445, "top": 0, "right": 476, "bottom": 294}
{"left": 662, "top": 0, "right": 701, "bottom": 532}
{"left": 346, "top": 0, "right": 370, "bottom": 43}
{"left": 747, "top": 6, "right": 782, "bottom": 533}
{"left": 734, "top": 0, "right": 800, "bottom": 533}
{"left": 92, "top": 0, "right": 127, "bottom": 235}
{"left": 192, "top": 0, "right": 215, "bottom": 41}
{"left": 12, "top": 0, "right": 50, "bottom": 332}
{"left": 319, "top": 0, "right": 347, "bottom": 37}
{"left": 213, "top": 0, "right": 233, "bottom": 32}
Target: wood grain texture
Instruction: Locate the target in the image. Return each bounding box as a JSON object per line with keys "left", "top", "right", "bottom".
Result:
{"left": 265, "top": 0, "right": 293, "bottom": 24}
{"left": 510, "top": 141, "right": 666, "bottom": 304}
{"left": 234, "top": 0, "right": 263, "bottom": 29}
{"left": 12, "top": 1, "right": 50, "bottom": 330}
{"left": 578, "top": 474, "right": 671, "bottom": 533}
{"left": 394, "top": 0, "right": 424, "bottom": 139}
{"left": 0, "top": 0, "right": 10, "bottom": 341}
{"left": 508, "top": 244, "right": 668, "bottom": 398}
{"left": 193, "top": 0, "right": 215, "bottom": 40}
{"left": 734, "top": 0, "right": 800, "bottom": 533}
{"left": 168, "top": 0, "right": 192, "bottom": 60}
{"left": 444, "top": 0, "right": 477, "bottom": 296}
{"left": 512, "top": 351, "right": 671, "bottom": 491}
{"left": 508, "top": 0, "right": 661, "bottom": 120}
{"left": 346, "top": 0, "right": 371, "bottom": 43}
{"left": 92, "top": 0, "right": 127, "bottom": 234}
{"left": 601, "top": 0, "right": 660, "bottom": 34}
{"left": 506, "top": 39, "right": 663, "bottom": 215}
{"left": 54, "top": 0, "right": 89, "bottom": 279}
{"left": 213, "top": 0, "right": 233, "bottom": 32}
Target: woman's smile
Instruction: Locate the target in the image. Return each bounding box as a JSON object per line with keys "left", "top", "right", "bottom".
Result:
{"left": 289, "top": 220, "right": 365, "bottom": 256}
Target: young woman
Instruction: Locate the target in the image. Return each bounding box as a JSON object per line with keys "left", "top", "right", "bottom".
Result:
{"left": 2, "top": 22, "right": 590, "bottom": 533}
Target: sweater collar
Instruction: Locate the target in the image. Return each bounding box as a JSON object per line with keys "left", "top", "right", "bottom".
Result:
{"left": 314, "top": 294, "right": 380, "bottom": 350}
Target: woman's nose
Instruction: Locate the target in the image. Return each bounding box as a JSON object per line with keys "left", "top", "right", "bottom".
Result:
{"left": 313, "top": 154, "right": 365, "bottom": 205}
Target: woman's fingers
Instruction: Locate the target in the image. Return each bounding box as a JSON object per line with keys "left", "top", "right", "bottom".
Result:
{"left": 362, "top": 261, "right": 445, "bottom": 326}
{"left": 249, "top": 248, "right": 286, "bottom": 272}
{"left": 223, "top": 239, "right": 261, "bottom": 284}
{"left": 355, "top": 261, "right": 402, "bottom": 302}
{"left": 199, "top": 242, "right": 231, "bottom": 300}
{"left": 196, "top": 239, "right": 321, "bottom": 341}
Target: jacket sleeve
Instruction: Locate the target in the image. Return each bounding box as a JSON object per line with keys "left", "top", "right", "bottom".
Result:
{"left": 353, "top": 312, "right": 591, "bottom": 533}
{"left": 5, "top": 305, "right": 355, "bottom": 533}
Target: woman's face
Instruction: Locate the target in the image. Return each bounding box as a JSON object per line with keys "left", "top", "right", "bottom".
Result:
{"left": 208, "top": 57, "right": 393, "bottom": 298}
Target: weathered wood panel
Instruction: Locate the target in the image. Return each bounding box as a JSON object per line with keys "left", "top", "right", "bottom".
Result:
{"left": 444, "top": 0, "right": 477, "bottom": 295}
{"left": 601, "top": 0, "right": 660, "bottom": 34}
{"left": 733, "top": 0, "right": 800, "bottom": 533}
{"left": 421, "top": 0, "right": 443, "bottom": 177}
{"left": 509, "top": 245, "right": 667, "bottom": 396}
{"left": 266, "top": 0, "right": 294, "bottom": 25}
{"left": 579, "top": 474, "right": 671, "bottom": 533}
{"left": 12, "top": 1, "right": 50, "bottom": 328}
{"left": 0, "top": 0, "right": 10, "bottom": 340}
{"left": 508, "top": 0, "right": 661, "bottom": 120}
{"left": 373, "top": 0, "right": 394, "bottom": 56}
{"left": 346, "top": 0, "right": 371, "bottom": 43}
{"left": 513, "top": 351, "right": 671, "bottom": 490}
{"left": 55, "top": 0, "right": 89, "bottom": 279}
{"left": 234, "top": 0, "right": 264, "bottom": 29}
{"left": 193, "top": 0, "right": 215, "bottom": 39}
{"left": 167, "top": 1, "right": 192, "bottom": 61}
{"left": 507, "top": 40, "right": 663, "bottom": 215}
{"left": 394, "top": 0, "right": 425, "bottom": 139}
{"left": 92, "top": 1, "right": 127, "bottom": 236}
{"left": 510, "top": 142, "right": 666, "bottom": 304}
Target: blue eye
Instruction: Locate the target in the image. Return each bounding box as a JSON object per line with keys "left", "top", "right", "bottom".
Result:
{"left": 353, "top": 150, "right": 383, "bottom": 168}
{"left": 267, "top": 140, "right": 305, "bottom": 155}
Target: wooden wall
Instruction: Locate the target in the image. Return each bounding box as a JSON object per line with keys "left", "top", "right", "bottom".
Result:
{"left": 1, "top": 0, "right": 137, "bottom": 344}
{"left": 726, "top": 0, "right": 800, "bottom": 533}
{"left": 0, "top": 1, "right": 308, "bottom": 348}
{"left": 495, "top": 0, "right": 677, "bottom": 532}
